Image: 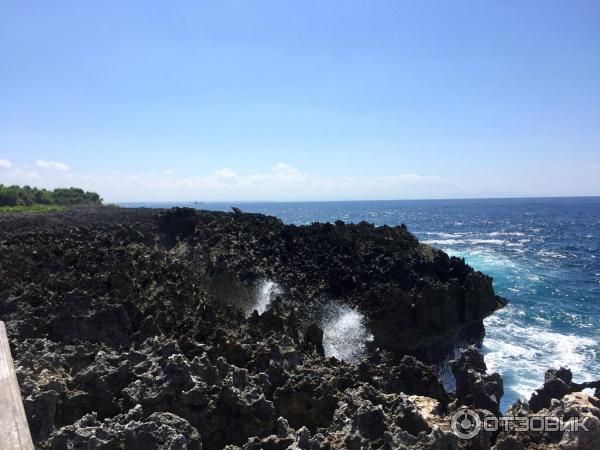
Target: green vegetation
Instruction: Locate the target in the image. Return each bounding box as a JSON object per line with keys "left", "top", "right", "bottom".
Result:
{"left": 0, "top": 185, "right": 102, "bottom": 208}
{"left": 0, "top": 204, "right": 65, "bottom": 213}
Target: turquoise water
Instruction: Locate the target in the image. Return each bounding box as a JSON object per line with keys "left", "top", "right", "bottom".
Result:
{"left": 122, "top": 197, "right": 600, "bottom": 410}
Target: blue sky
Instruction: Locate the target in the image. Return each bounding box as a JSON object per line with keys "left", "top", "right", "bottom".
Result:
{"left": 1, "top": 1, "right": 599, "bottom": 201}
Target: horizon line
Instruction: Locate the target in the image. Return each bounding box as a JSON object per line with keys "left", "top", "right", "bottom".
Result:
{"left": 115, "top": 195, "right": 600, "bottom": 205}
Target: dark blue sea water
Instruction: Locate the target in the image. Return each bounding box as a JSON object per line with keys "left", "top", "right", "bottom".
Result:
{"left": 122, "top": 197, "right": 600, "bottom": 410}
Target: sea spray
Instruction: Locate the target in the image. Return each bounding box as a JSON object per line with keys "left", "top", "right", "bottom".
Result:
{"left": 321, "top": 302, "right": 373, "bottom": 364}
{"left": 483, "top": 306, "right": 598, "bottom": 411}
{"left": 246, "top": 279, "right": 282, "bottom": 316}
{"left": 436, "top": 347, "right": 462, "bottom": 393}
{"left": 190, "top": 198, "right": 600, "bottom": 414}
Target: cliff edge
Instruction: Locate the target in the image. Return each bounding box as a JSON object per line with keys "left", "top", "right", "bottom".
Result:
{"left": 3, "top": 208, "right": 593, "bottom": 449}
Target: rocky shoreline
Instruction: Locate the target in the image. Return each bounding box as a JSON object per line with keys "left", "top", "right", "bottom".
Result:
{"left": 0, "top": 207, "right": 598, "bottom": 449}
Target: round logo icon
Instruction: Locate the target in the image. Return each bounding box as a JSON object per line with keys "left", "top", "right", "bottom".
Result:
{"left": 451, "top": 408, "right": 481, "bottom": 439}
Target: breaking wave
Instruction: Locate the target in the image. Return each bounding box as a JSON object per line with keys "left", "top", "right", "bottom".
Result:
{"left": 423, "top": 238, "right": 509, "bottom": 246}
{"left": 483, "top": 307, "right": 597, "bottom": 411}
{"left": 423, "top": 239, "right": 466, "bottom": 245}
{"left": 468, "top": 239, "right": 507, "bottom": 245}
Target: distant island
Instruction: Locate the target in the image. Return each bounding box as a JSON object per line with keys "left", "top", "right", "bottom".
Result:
{"left": 0, "top": 185, "right": 102, "bottom": 212}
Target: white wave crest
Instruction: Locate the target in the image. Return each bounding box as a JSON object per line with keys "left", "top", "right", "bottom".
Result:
{"left": 445, "top": 248, "right": 518, "bottom": 270}
{"left": 487, "top": 231, "right": 526, "bottom": 237}
{"left": 537, "top": 250, "right": 568, "bottom": 259}
{"left": 424, "top": 238, "right": 513, "bottom": 246}
{"left": 422, "top": 232, "right": 466, "bottom": 238}
{"left": 468, "top": 239, "right": 507, "bottom": 245}
{"left": 483, "top": 307, "right": 598, "bottom": 406}
{"left": 423, "top": 239, "right": 466, "bottom": 245}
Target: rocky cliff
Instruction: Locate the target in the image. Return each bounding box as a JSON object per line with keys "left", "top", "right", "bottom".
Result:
{"left": 0, "top": 207, "right": 596, "bottom": 449}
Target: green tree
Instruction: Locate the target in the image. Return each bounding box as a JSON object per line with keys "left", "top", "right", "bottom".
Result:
{"left": 0, "top": 186, "right": 18, "bottom": 206}
{"left": 0, "top": 185, "right": 103, "bottom": 207}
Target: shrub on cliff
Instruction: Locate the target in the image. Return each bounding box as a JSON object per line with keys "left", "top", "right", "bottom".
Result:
{"left": 0, "top": 184, "right": 102, "bottom": 206}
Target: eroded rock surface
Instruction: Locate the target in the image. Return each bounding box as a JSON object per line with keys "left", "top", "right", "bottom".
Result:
{"left": 2, "top": 207, "right": 594, "bottom": 449}
{"left": 493, "top": 367, "right": 600, "bottom": 450}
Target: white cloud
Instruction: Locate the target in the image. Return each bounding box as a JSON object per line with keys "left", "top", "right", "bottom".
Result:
{"left": 216, "top": 168, "right": 237, "bottom": 179}
{"left": 36, "top": 160, "right": 70, "bottom": 172}
{"left": 246, "top": 163, "right": 310, "bottom": 188}
{"left": 0, "top": 159, "right": 12, "bottom": 169}
{"left": 12, "top": 169, "right": 40, "bottom": 179}
{"left": 0, "top": 160, "right": 448, "bottom": 202}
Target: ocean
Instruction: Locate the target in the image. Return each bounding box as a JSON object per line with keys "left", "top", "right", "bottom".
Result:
{"left": 121, "top": 197, "right": 600, "bottom": 411}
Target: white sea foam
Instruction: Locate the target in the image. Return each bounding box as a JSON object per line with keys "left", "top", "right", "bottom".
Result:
{"left": 436, "top": 347, "right": 463, "bottom": 392}
{"left": 422, "top": 224, "right": 597, "bottom": 411}
{"left": 321, "top": 302, "right": 374, "bottom": 364}
{"left": 424, "top": 237, "right": 518, "bottom": 247}
{"left": 247, "top": 279, "right": 282, "bottom": 316}
{"left": 537, "top": 250, "right": 568, "bottom": 259}
{"left": 422, "top": 232, "right": 466, "bottom": 238}
{"left": 487, "top": 231, "right": 526, "bottom": 237}
{"left": 423, "top": 239, "right": 466, "bottom": 245}
{"left": 484, "top": 307, "right": 598, "bottom": 404}
{"left": 468, "top": 239, "right": 507, "bottom": 245}
{"left": 445, "top": 248, "right": 518, "bottom": 270}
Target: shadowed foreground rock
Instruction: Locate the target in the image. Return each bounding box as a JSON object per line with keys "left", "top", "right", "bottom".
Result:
{"left": 491, "top": 367, "right": 600, "bottom": 450}
{"left": 451, "top": 346, "right": 503, "bottom": 415}
{"left": 1, "top": 207, "right": 596, "bottom": 449}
